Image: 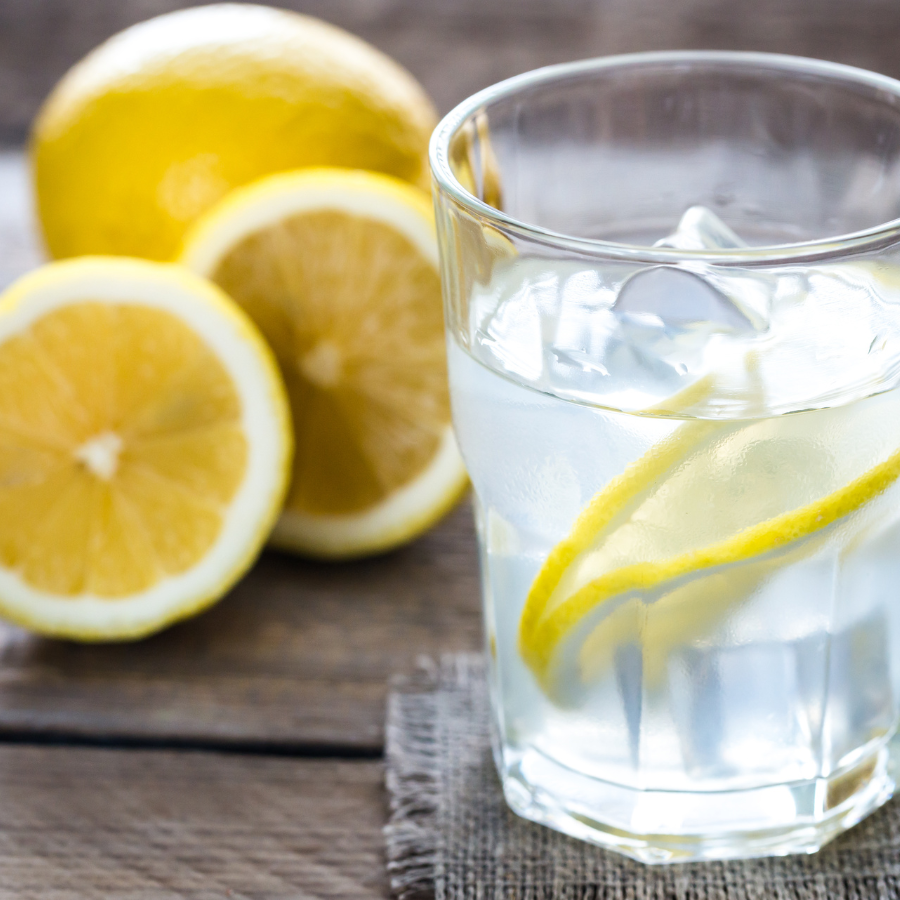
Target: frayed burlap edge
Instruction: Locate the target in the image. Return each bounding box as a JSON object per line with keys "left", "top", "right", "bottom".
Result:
{"left": 384, "top": 656, "right": 443, "bottom": 900}
{"left": 384, "top": 654, "right": 487, "bottom": 900}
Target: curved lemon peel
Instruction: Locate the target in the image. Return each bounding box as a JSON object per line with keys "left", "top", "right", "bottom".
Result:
{"left": 518, "top": 368, "right": 732, "bottom": 656}
{"left": 33, "top": 4, "right": 437, "bottom": 261}
{"left": 518, "top": 350, "right": 894, "bottom": 694}
{"left": 518, "top": 419, "right": 717, "bottom": 650}
{"left": 520, "top": 427, "right": 900, "bottom": 691}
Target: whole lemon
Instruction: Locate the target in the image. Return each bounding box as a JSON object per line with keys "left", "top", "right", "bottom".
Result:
{"left": 31, "top": 3, "right": 437, "bottom": 261}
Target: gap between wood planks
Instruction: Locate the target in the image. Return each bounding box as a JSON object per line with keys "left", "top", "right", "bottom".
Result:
{"left": 0, "top": 729, "right": 384, "bottom": 759}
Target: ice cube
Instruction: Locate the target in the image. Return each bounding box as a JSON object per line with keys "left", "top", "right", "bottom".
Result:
{"left": 614, "top": 267, "right": 754, "bottom": 331}
{"left": 473, "top": 263, "right": 563, "bottom": 382}
{"left": 469, "top": 209, "right": 777, "bottom": 412}
{"left": 614, "top": 207, "right": 768, "bottom": 332}
{"left": 547, "top": 263, "right": 715, "bottom": 409}
{"left": 670, "top": 640, "right": 816, "bottom": 780}
{"left": 615, "top": 642, "right": 644, "bottom": 769}
{"left": 821, "top": 610, "right": 894, "bottom": 772}
{"left": 654, "top": 205, "right": 746, "bottom": 251}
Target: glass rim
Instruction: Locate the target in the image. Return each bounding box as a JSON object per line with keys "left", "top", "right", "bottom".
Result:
{"left": 429, "top": 50, "right": 900, "bottom": 265}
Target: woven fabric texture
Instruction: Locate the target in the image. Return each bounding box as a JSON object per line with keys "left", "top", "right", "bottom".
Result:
{"left": 384, "top": 653, "right": 900, "bottom": 900}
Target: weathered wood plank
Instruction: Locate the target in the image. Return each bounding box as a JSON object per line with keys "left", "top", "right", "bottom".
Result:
{"left": 0, "top": 501, "right": 480, "bottom": 749}
{"left": 0, "top": 130, "right": 481, "bottom": 759}
{"left": 3, "top": 0, "right": 900, "bottom": 144}
{"left": 0, "top": 744, "right": 386, "bottom": 898}
{"left": 6, "top": 0, "right": 896, "bottom": 753}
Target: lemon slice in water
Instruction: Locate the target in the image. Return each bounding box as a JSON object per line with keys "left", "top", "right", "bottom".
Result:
{"left": 519, "top": 385, "right": 900, "bottom": 701}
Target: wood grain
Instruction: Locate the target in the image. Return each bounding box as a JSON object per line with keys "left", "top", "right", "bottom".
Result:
{"left": 0, "top": 495, "right": 480, "bottom": 750}
{"left": 0, "top": 744, "right": 386, "bottom": 898}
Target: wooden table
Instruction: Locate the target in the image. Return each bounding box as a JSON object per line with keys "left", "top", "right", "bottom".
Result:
{"left": 2, "top": 1, "right": 900, "bottom": 895}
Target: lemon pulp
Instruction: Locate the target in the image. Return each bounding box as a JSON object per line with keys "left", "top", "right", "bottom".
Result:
{"left": 211, "top": 209, "right": 448, "bottom": 516}
{"left": 0, "top": 301, "right": 247, "bottom": 595}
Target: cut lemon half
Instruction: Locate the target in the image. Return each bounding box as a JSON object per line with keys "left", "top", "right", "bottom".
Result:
{"left": 0, "top": 257, "right": 291, "bottom": 640}
{"left": 519, "top": 388, "right": 900, "bottom": 701}
{"left": 181, "top": 168, "right": 468, "bottom": 558}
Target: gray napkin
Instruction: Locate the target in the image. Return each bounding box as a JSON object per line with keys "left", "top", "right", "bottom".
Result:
{"left": 384, "top": 654, "right": 900, "bottom": 900}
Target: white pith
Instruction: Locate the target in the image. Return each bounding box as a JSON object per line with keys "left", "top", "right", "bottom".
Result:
{"left": 0, "top": 259, "right": 288, "bottom": 637}
{"left": 74, "top": 431, "right": 123, "bottom": 481}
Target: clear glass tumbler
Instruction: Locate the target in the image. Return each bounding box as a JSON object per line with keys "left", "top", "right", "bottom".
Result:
{"left": 430, "top": 51, "right": 900, "bottom": 863}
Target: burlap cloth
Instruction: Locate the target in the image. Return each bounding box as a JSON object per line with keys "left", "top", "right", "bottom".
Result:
{"left": 384, "top": 654, "right": 900, "bottom": 900}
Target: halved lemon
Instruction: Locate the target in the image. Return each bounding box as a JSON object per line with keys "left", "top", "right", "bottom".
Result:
{"left": 0, "top": 257, "right": 291, "bottom": 639}
{"left": 519, "top": 387, "right": 900, "bottom": 701}
{"left": 181, "top": 168, "right": 468, "bottom": 558}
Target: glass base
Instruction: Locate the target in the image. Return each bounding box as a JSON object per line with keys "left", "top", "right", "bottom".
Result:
{"left": 499, "top": 736, "right": 897, "bottom": 864}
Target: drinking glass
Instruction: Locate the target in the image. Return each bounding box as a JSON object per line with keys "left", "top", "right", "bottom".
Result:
{"left": 429, "top": 51, "right": 900, "bottom": 863}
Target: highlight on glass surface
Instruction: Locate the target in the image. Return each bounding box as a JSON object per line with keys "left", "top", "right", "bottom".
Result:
{"left": 430, "top": 51, "right": 900, "bottom": 863}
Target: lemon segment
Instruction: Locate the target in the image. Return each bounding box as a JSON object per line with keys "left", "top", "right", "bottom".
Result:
{"left": 519, "top": 391, "right": 900, "bottom": 698}
{"left": 182, "top": 168, "right": 468, "bottom": 558}
{"left": 0, "top": 257, "right": 291, "bottom": 639}
{"left": 32, "top": 3, "right": 437, "bottom": 261}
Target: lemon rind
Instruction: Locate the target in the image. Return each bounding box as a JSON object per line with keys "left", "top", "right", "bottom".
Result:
{"left": 518, "top": 352, "right": 768, "bottom": 686}
{"left": 518, "top": 420, "right": 717, "bottom": 653}
{"left": 33, "top": 4, "right": 437, "bottom": 260}
{"left": 180, "top": 167, "right": 437, "bottom": 271}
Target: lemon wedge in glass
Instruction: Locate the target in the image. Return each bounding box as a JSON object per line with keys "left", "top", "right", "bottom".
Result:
{"left": 519, "top": 380, "right": 900, "bottom": 701}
